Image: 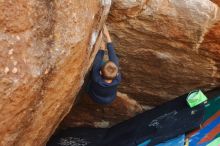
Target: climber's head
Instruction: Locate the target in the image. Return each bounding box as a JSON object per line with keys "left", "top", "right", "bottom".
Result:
{"left": 101, "top": 61, "right": 118, "bottom": 80}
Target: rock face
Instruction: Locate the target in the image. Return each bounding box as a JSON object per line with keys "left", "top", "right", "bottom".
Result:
{"left": 62, "top": 0, "right": 220, "bottom": 129}
{"left": 62, "top": 92, "right": 144, "bottom": 128}
{"left": 107, "top": 0, "right": 220, "bottom": 106}
{"left": 1, "top": 0, "right": 220, "bottom": 145}
{"left": 0, "top": 0, "right": 111, "bottom": 146}
{"left": 212, "top": 0, "right": 220, "bottom": 6}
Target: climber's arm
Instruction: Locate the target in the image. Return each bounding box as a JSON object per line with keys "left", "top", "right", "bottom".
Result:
{"left": 103, "top": 25, "right": 119, "bottom": 66}
{"left": 107, "top": 43, "right": 119, "bottom": 66}
{"left": 92, "top": 50, "right": 104, "bottom": 80}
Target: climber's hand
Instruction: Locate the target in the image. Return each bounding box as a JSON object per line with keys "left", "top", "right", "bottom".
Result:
{"left": 103, "top": 24, "right": 112, "bottom": 43}
{"left": 100, "top": 40, "right": 105, "bottom": 51}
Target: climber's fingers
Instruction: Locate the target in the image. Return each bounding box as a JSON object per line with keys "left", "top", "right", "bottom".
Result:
{"left": 103, "top": 24, "right": 112, "bottom": 43}
{"left": 100, "top": 39, "right": 106, "bottom": 51}
{"left": 103, "top": 24, "right": 109, "bottom": 37}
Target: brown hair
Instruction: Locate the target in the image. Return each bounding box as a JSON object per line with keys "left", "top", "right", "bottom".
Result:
{"left": 101, "top": 61, "right": 118, "bottom": 80}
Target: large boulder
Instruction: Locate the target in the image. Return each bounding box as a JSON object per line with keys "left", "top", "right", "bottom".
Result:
{"left": 62, "top": 0, "right": 220, "bottom": 129}
{"left": 0, "top": 0, "right": 111, "bottom": 145}
{"left": 212, "top": 0, "right": 220, "bottom": 5}
{"left": 107, "top": 0, "right": 220, "bottom": 106}
{"left": 1, "top": 0, "right": 220, "bottom": 144}
{"left": 62, "top": 92, "right": 144, "bottom": 128}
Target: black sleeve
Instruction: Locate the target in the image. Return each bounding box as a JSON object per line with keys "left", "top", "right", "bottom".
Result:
{"left": 92, "top": 50, "right": 104, "bottom": 81}
{"left": 107, "top": 43, "right": 119, "bottom": 66}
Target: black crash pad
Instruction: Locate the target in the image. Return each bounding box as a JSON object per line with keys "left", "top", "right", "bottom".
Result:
{"left": 47, "top": 88, "right": 220, "bottom": 146}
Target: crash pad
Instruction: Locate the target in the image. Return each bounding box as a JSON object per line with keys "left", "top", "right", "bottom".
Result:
{"left": 138, "top": 135, "right": 185, "bottom": 146}
{"left": 156, "top": 135, "right": 185, "bottom": 146}
{"left": 189, "top": 117, "right": 220, "bottom": 145}
{"left": 187, "top": 88, "right": 220, "bottom": 146}
{"left": 207, "top": 137, "right": 220, "bottom": 146}
{"left": 48, "top": 89, "right": 217, "bottom": 146}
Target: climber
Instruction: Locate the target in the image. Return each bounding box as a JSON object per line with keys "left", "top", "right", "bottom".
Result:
{"left": 87, "top": 25, "right": 121, "bottom": 104}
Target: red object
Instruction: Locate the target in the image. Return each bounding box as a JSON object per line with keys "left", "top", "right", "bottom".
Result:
{"left": 199, "top": 124, "right": 220, "bottom": 144}
{"left": 187, "top": 111, "right": 220, "bottom": 138}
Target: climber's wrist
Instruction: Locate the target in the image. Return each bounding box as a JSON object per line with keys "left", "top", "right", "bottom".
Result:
{"left": 100, "top": 47, "right": 105, "bottom": 51}
{"left": 106, "top": 35, "right": 112, "bottom": 43}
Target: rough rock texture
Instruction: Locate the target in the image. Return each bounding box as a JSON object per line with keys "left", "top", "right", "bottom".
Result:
{"left": 107, "top": 0, "right": 220, "bottom": 106}
{"left": 0, "top": 0, "right": 111, "bottom": 146}
{"left": 61, "top": 0, "right": 220, "bottom": 129}
{"left": 62, "top": 92, "right": 144, "bottom": 128}
{"left": 1, "top": 0, "right": 220, "bottom": 144}
{"left": 212, "top": 0, "right": 220, "bottom": 6}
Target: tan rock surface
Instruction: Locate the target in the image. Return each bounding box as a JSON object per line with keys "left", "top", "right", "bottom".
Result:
{"left": 107, "top": 0, "right": 220, "bottom": 106}
{"left": 0, "top": 0, "right": 111, "bottom": 145}
{"left": 212, "top": 0, "right": 220, "bottom": 6}
{"left": 62, "top": 92, "right": 144, "bottom": 128}
{"left": 1, "top": 0, "right": 220, "bottom": 144}
{"left": 62, "top": 0, "right": 220, "bottom": 129}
